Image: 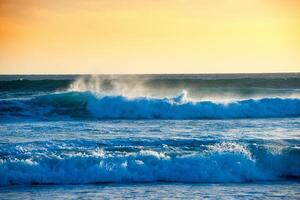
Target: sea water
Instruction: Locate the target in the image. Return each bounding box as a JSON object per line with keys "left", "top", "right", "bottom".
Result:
{"left": 0, "top": 74, "right": 300, "bottom": 199}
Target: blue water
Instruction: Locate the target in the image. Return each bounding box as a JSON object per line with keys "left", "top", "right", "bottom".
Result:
{"left": 1, "top": 74, "right": 300, "bottom": 199}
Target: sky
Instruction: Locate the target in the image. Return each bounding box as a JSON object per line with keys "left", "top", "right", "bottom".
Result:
{"left": 0, "top": 0, "right": 299, "bottom": 74}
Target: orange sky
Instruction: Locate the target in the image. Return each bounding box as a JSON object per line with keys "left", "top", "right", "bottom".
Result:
{"left": 0, "top": 0, "right": 299, "bottom": 74}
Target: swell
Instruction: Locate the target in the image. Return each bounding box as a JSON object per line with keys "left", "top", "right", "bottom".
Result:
{"left": 1, "top": 140, "right": 299, "bottom": 186}
{"left": 0, "top": 79, "right": 72, "bottom": 92}
{"left": 1, "top": 91, "right": 300, "bottom": 120}
{"left": 1, "top": 77, "right": 300, "bottom": 92}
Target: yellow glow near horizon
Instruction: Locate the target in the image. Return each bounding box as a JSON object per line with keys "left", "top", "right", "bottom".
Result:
{"left": 0, "top": 0, "right": 299, "bottom": 74}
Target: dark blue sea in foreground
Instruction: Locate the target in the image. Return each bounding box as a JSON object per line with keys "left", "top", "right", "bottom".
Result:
{"left": 0, "top": 74, "right": 300, "bottom": 199}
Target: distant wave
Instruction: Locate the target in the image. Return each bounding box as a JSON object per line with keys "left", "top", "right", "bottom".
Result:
{"left": 1, "top": 140, "right": 300, "bottom": 186}
{"left": 1, "top": 76, "right": 300, "bottom": 92}
{"left": 1, "top": 91, "right": 300, "bottom": 120}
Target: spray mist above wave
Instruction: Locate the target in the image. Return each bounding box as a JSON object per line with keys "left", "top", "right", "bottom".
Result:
{"left": 66, "top": 75, "right": 300, "bottom": 101}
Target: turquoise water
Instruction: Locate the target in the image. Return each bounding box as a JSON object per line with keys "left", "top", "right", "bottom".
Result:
{"left": 0, "top": 74, "right": 300, "bottom": 199}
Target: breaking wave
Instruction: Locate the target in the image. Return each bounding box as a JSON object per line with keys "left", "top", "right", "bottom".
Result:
{"left": 1, "top": 91, "right": 300, "bottom": 120}
{"left": 1, "top": 140, "right": 300, "bottom": 186}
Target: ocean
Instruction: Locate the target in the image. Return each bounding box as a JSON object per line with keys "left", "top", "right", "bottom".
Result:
{"left": 0, "top": 74, "right": 300, "bottom": 199}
